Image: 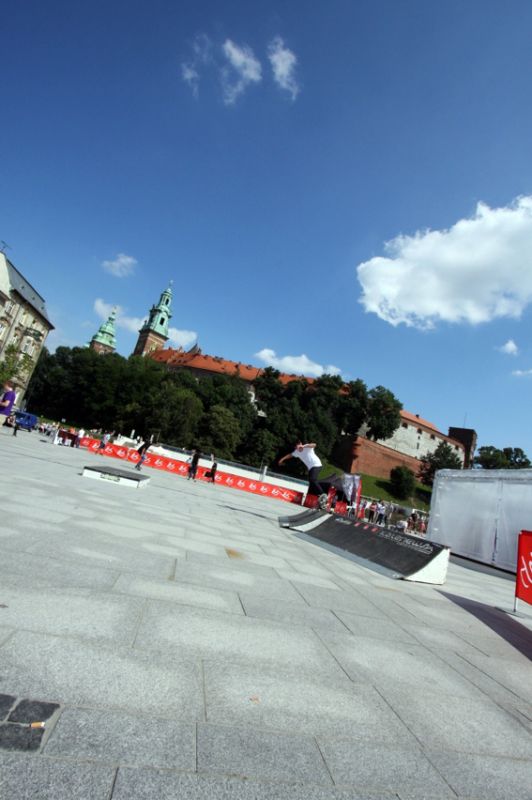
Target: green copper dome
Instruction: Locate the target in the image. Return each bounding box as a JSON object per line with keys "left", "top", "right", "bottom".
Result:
{"left": 91, "top": 307, "right": 117, "bottom": 349}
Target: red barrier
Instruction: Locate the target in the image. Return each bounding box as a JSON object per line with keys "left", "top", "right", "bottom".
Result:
{"left": 515, "top": 530, "right": 532, "bottom": 609}
{"left": 80, "top": 438, "right": 303, "bottom": 505}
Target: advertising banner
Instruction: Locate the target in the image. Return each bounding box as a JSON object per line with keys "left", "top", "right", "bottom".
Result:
{"left": 80, "top": 438, "right": 303, "bottom": 505}
{"left": 515, "top": 530, "right": 532, "bottom": 607}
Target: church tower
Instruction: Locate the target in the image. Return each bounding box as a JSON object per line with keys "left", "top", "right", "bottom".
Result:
{"left": 89, "top": 307, "right": 117, "bottom": 355}
{"left": 133, "top": 284, "right": 173, "bottom": 356}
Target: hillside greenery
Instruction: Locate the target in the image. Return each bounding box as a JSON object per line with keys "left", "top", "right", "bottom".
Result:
{"left": 26, "top": 346, "right": 403, "bottom": 469}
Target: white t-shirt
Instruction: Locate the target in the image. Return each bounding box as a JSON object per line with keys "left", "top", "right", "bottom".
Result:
{"left": 292, "top": 446, "right": 322, "bottom": 471}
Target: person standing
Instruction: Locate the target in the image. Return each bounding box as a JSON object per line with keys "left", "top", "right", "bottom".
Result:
{"left": 278, "top": 441, "right": 328, "bottom": 509}
{"left": 0, "top": 381, "right": 17, "bottom": 425}
{"left": 187, "top": 448, "right": 201, "bottom": 481}
{"left": 206, "top": 453, "right": 218, "bottom": 484}
{"left": 135, "top": 440, "right": 150, "bottom": 471}
{"left": 97, "top": 431, "right": 111, "bottom": 455}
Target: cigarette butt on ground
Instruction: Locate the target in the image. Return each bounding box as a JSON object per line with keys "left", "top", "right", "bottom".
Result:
{"left": 29, "top": 722, "right": 45, "bottom": 729}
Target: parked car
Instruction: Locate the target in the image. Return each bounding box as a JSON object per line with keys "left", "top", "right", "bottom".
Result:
{"left": 14, "top": 411, "right": 39, "bottom": 431}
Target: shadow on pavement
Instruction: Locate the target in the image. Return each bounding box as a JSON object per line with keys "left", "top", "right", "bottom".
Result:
{"left": 439, "top": 590, "right": 532, "bottom": 661}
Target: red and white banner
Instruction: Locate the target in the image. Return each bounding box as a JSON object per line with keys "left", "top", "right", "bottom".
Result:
{"left": 515, "top": 530, "right": 532, "bottom": 607}
{"left": 80, "top": 438, "right": 304, "bottom": 505}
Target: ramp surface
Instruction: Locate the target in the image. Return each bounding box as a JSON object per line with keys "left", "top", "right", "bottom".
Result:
{"left": 285, "top": 514, "right": 450, "bottom": 584}
{"left": 278, "top": 508, "right": 327, "bottom": 529}
{"left": 83, "top": 464, "right": 150, "bottom": 489}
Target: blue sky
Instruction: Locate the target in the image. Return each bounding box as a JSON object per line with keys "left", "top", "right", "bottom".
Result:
{"left": 3, "top": 0, "right": 532, "bottom": 454}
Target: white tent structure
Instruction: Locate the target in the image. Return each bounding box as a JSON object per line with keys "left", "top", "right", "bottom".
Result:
{"left": 427, "top": 469, "right": 532, "bottom": 572}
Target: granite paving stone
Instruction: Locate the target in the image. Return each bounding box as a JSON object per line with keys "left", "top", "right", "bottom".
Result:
{"left": 427, "top": 749, "right": 532, "bottom": 800}
{"left": 0, "top": 695, "right": 16, "bottom": 720}
{"left": 276, "top": 570, "right": 345, "bottom": 590}
{"left": 111, "top": 768, "right": 367, "bottom": 800}
{"left": 0, "top": 752, "right": 116, "bottom": 799}
{"left": 239, "top": 592, "right": 349, "bottom": 632}
{"left": 315, "top": 630, "right": 486, "bottom": 697}
{"left": 0, "top": 630, "right": 204, "bottom": 719}
{"left": 0, "top": 549, "right": 119, "bottom": 591}
{"left": 171, "top": 561, "right": 305, "bottom": 602}
{"left": 8, "top": 699, "right": 60, "bottom": 723}
{"left": 380, "top": 686, "right": 532, "bottom": 758}
{"left": 334, "top": 610, "right": 419, "bottom": 644}
{"left": 134, "top": 600, "right": 346, "bottom": 677}
{"left": 454, "top": 650, "right": 532, "bottom": 706}
{"left": 112, "top": 573, "right": 244, "bottom": 614}
{"left": 197, "top": 722, "right": 333, "bottom": 784}
{"left": 3, "top": 431, "right": 532, "bottom": 799}
{"left": 203, "top": 661, "right": 416, "bottom": 742}
{"left": 317, "top": 739, "right": 454, "bottom": 796}
{"left": 0, "top": 723, "right": 45, "bottom": 752}
{"left": 293, "top": 584, "right": 388, "bottom": 618}
{"left": 0, "top": 586, "right": 145, "bottom": 645}
{"left": 44, "top": 707, "right": 196, "bottom": 770}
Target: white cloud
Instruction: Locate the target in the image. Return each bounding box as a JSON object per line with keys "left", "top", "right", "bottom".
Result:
{"left": 168, "top": 327, "right": 197, "bottom": 349}
{"left": 267, "top": 37, "right": 299, "bottom": 100}
{"left": 101, "top": 253, "right": 137, "bottom": 278}
{"left": 220, "top": 39, "right": 262, "bottom": 105}
{"left": 357, "top": 196, "right": 532, "bottom": 329}
{"left": 512, "top": 369, "right": 532, "bottom": 377}
{"left": 497, "top": 339, "right": 519, "bottom": 356}
{"left": 255, "top": 348, "right": 340, "bottom": 378}
{"left": 94, "top": 298, "right": 120, "bottom": 319}
{"left": 94, "top": 298, "right": 143, "bottom": 334}
{"left": 181, "top": 63, "right": 200, "bottom": 97}
{"left": 181, "top": 34, "right": 213, "bottom": 97}
{"left": 94, "top": 299, "right": 197, "bottom": 346}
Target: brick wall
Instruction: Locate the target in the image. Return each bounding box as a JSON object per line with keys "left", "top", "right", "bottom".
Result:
{"left": 350, "top": 436, "right": 422, "bottom": 479}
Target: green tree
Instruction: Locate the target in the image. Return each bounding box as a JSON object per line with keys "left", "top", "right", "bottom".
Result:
{"left": 502, "top": 447, "right": 531, "bottom": 469}
{"left": 198, "top": 404, "right": 242, "bottom": 458}
{"left": 390, "top": 465, "right": 416, "bottom": 500}
{"left": 419, "top": 441, "right": 462, "bottom": 486}
{"left": 366, "top": 386, "right": 402, "bottom": 441}
{"left": 473, "top": 446, "right": 508, "bottom": 469}
{"left": 0, "top": 344, "right": 34, "bottom": 386}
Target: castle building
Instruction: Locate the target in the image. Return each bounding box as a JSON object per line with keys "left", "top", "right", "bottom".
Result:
{"left": 0, "top": 252, "right": 54, "bottom": 400}
{"left": 135, "top": 285, "right": 474, "bottom": 479}
{"left": 133, "top": 285, "right": 172, "bottom": 356}
{"left": 89, "top": 308, "right": 117, "bottom": 355}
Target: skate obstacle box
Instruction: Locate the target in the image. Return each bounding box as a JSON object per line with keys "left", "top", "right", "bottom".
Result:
{"left": 82, "top": 464, "right": 150, "bottom": 490}
{"left": 280, "top": 510, "right": 450, "bottom": 584}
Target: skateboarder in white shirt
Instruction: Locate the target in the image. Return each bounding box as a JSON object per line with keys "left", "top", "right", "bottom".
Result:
{"left": 278, "top": 441, "right": 328, "bottom": 509}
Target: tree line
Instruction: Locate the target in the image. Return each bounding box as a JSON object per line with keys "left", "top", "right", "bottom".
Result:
{"left": 26, "top": 347, "right": 403, "bottom": 475}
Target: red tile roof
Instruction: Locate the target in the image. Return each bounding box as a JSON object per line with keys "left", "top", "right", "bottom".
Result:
{"left": 151, "top": 348, "right": 450, "bottom": 437}
{"left": 400, "top": 410, "right": 438, "bottom": 432}
{"left": 150, "top": 349, "right": 313, "bottom": 385}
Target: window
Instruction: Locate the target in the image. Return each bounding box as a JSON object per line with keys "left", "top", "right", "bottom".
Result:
{"left": 430, "top": 434, "right": 436, "bottom": 440}
{"left": 401, "top": 422, "right": 408, "bottom": 428}
{"left": 417, "top": 428, "right": 422, "bottom": 435}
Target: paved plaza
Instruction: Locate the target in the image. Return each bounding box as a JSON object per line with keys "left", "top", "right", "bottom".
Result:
{"left": 1, "top": 428, "right": 532, "bottom": 799}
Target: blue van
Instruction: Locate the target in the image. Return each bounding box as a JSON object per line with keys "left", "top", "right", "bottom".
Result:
{"left": 14, "top": 411, "right": 38, "bottom": 431}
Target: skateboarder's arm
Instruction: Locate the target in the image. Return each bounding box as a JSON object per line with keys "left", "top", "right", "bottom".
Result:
{"left": 301, "top": 443, "right": 316, "bottom": 449}
{"left": 278, "top": 452, "right": 293, "bottom": 465}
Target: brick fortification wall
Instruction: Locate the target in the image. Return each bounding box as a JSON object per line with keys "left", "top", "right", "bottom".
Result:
{"left": 351, "top": 436, "right": 421, "bottom": 480}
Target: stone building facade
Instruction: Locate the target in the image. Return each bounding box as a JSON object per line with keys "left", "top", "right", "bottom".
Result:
{"left": 0, "top": 252, "right": 54, "bottom": 400}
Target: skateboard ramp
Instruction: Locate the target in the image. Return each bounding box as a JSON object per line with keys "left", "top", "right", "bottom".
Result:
{"left": 281, "top": 513, "right": 450, "bottom": 584}
{"left": 83, "top": 465, "right": 150, "bottom": 489}
{"left": 278, "top": 508, "right": 328, "bottom": 530}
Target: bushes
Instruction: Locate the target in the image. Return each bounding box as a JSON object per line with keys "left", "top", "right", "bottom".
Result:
{"left": 389, "top": 466, "right": 416, "bottom": 499}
